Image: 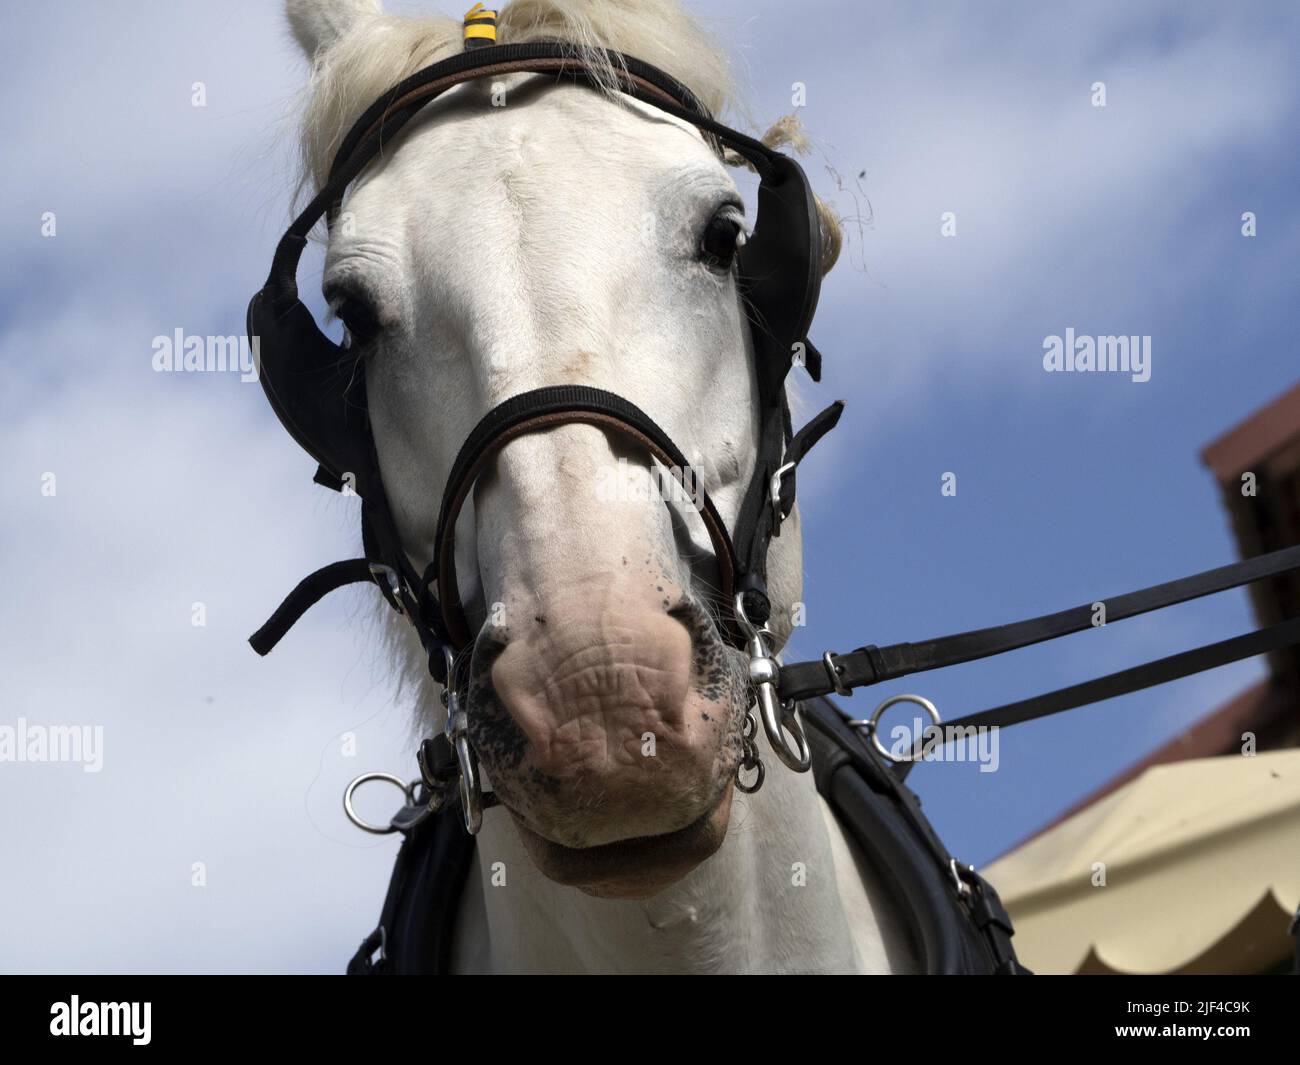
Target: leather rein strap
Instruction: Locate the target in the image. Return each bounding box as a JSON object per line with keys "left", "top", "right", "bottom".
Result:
{"left": 779, "top": 542, "right": 1300, "bottom": 736}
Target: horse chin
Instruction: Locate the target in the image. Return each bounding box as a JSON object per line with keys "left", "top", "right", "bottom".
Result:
{"left": 509, "top": 783, "right": 734, "bottom": 899}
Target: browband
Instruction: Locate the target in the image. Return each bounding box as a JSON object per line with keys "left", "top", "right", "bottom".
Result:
{"left": 264, "top": 41, "right": 780, "bottom": 302}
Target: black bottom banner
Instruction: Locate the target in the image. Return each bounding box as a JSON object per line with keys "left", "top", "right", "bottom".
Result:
{"left": 0, "top": 972, "right": 1294, "bottom": 1052}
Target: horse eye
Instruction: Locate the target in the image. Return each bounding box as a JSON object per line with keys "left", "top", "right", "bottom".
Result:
{"left": 329, "top": 291, "right": 380, "bottom": 348}
{"left": 699, "top": 209, "right": 746, "bottom": 271}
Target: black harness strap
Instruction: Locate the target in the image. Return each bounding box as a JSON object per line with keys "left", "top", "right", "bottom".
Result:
{"left": 794, "top": 700, "right": 1030, "bottom": 973}
{"left": 249, "top": 560, "right": 381, "bottom": 656}
{"left": 347, "top": 797, "right": 477, "bottom": 975}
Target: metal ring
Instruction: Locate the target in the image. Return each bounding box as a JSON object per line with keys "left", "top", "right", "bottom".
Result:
{"left": 851, "top": 694, "right": 942, "bottom": 764}
{"left": 343, "top": 772, "right": 414, "bottom": 835}
{"left": 735, "top": 758, "right": 765, "bottom": 794}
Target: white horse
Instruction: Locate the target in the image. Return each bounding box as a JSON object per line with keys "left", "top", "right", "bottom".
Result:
{"left": 285, "top": 0, "right": 916, "bottom": 973}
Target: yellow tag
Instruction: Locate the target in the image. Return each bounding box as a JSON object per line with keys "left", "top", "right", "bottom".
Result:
{"left": 463, "top": 3, "right": 497, "bottom": 45}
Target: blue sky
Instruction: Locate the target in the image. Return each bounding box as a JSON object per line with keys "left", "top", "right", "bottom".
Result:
{"left": 1, "top": 1, "right": 1297, "bottom": 972}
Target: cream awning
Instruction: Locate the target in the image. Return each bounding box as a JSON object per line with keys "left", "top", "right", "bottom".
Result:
{"left": 982, "top": 748, "right": 1300, "bottom": 974}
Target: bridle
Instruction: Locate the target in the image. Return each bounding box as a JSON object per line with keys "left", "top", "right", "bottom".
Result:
{"left": 248, "top": 38, "right": 1300, "bottom": 840}
{"left": 248, "top": 40, "right": 841, "bottom": 832}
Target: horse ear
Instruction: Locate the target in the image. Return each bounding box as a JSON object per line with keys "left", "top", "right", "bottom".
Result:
{"left": 285, "top": 0, "right": 383, "bottom": 59}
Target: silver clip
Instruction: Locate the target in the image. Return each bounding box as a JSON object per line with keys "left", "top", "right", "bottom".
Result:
{"left": 442, "top": 647, "right": 483, "bottom": 835}
{"left": 734, "top": 592, "right": 811, "bottom": 773}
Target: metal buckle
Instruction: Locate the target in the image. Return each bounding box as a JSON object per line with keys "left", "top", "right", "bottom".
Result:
{"left": 950, "top": 858, "right": 974, "bottom": 898}
{"left": 849, "top": 693, "right": 942, "bottom": 764}
{"left": 822, "top": 650, "right": 851, "bottom": 695}
{"left": 734, "top": 592, "right": 811, "bottom": 773}
{"left": 769, "top": 461, "right": 796, "bottom": 526}
{"left": 368, "top": 562, "right": 406, "bottom": 616}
